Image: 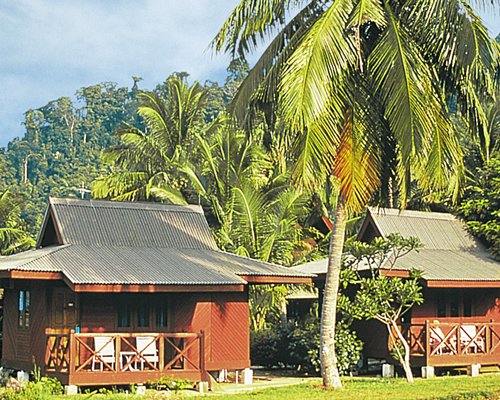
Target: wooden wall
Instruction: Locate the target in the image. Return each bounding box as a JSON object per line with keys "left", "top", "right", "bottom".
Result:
{"left": 79, "top": 290, "right": 251, "bottom": 371}
{"left": 2, "top": 281, "right": 50, "bottom": 371}
{"left": 2, "top": 283, "right": 251, "bottom": 373}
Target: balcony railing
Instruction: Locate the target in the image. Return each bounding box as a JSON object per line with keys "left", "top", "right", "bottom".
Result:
{"left": 44, "top": 330, "right": 206, "bottom": 385}
{"left": 390, "top": 321, "right": 500, "bottom": 366}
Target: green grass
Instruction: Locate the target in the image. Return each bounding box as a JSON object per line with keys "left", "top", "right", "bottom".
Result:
{"left": 45, "top": 374, "right": 500, "bottom": 400}
{"left": 207, "top": 375, "right": 500, "bottom": 400}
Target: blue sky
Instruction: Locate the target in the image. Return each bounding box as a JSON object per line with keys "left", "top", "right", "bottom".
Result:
{"left": 0, "top": 0, "right": 498, "bottom": 147}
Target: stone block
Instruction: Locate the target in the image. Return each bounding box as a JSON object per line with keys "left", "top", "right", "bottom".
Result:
{"left": 467, "top": 364, "right": 481, "bottom": 377}
{"left": 197, "top": 381, "right": 209, "bottom": 393}
{"left": 242, "top": 368, "right": 253, "bottom": 385}
{"left": 64, "top": 385, "right": 78, "bottom": 395}
{"left": 421, "top": 366, "right": 435, "bottom": 379}
{"left": 382, "top": 363, "right": 395, "bottom": 378}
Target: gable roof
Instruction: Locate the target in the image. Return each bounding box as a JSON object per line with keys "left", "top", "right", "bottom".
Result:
{"left": 0, "top": 198, "right": 312, "bottom": 291}
{"left": 292, "top": 207, "right": 500, "bottom": 288}
{"left": 40, "top": 198, "right": 217, "bottom": 249}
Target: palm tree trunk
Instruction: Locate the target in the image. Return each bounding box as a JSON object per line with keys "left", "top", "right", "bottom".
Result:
{"left": 320, "top": 200, "right": 346, "bottom": 388}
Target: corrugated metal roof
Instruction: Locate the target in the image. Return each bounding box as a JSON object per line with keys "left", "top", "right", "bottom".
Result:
{"left": 367, "top": 207, "right": 478, "bottom": 250}
{"left": 392, "top": 249, "right": 500, "bottom": 281}
{"left": 291, "top": 259, "right": 328, "bottom": 275}
{"left": 292, "top": 208, "right": 499, "bottom": 282}
{"left": 49, "top": 198, "right": 217, "bottom": 249}
{"left": 0, "top": 245, "right": 311, "bottom": 285}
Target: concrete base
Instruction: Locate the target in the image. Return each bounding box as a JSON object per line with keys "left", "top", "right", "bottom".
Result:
{"left": 467, "top": 364, "right": 481, "bottom": 377}
{"left": 382, "top": 363, "right": 395, "bottom": 378}
{"left": 16, "top": 371, "right": 29, "bottom": 384}
{"left": 242, "top": 368, "right": 253, "bottom": 385}
{"left": 136, "top": 385, "right": 146, "bottom": 395}
{"left": 197, "top": 381, "right": 209, "bottom": 393}
{"left": 217, "top": 369, "right": 228, "bottom": 382}
{"left": 421, "top": 366, "right": 435, "bottom": 379}
{"left": 64, "top": 385, "right": 78, "bottom": 395}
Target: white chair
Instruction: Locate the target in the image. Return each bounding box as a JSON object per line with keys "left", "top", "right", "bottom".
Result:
{"left": 430, "top": 325, "right": 447, "bottom": 354}
{"left": 460, "top": 325, "right": 485, "bottom": 353}
{"left": 136, "top": 336, "right": 159, "bottom": 370}
{"left": 92, "top": 336, "right": 116, "bottom": 371}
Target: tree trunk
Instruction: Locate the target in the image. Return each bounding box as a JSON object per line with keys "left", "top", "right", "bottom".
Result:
{"left": 388, "top": 320, "right": 414, "bottom": 382}
{"left": 320, "top": 200, "right": 346, "bottom": 388}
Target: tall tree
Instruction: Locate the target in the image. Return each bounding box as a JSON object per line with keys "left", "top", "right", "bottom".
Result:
{"left": 214, "top": 0, "right": 498, "bottom": 387}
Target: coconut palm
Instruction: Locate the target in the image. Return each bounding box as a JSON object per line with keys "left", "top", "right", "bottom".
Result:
{"left": 93, "top": 76, "right": 208, "bottom": 203}
{"left": 214, "top": 0, "right": 498, "bottom": 386}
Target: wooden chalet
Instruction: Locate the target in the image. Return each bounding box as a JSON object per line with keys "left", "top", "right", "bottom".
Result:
{"left": 293, "top": 207, "right": 500, "bottom": 370}
{"left": 0, "top": 198, "right": 312, "bottom": 386}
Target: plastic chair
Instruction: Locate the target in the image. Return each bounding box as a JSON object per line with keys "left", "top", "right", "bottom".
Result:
{"left": 91, "top": 336, "right": 116, "bottom": 371}
{"left": 136, "top": 336, "right": 159, "bottom": 370}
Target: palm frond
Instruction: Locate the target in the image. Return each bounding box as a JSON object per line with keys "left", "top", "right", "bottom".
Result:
{"left": 279, "top": 0, "right": 356, "bottom": 130}
{"left": 229, "top": 2, "right": 324, "bottom": 122}
{"left": 368, "top": 1, "right": 448, "bottom": 204}
{"left": 212, "top": 0, "right": 303, "bottom": 58}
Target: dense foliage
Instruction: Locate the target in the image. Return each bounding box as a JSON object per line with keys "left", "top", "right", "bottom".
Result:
{"left": 250, "top": 318, "right": 362, "bottom": 375}
{"left": 459, "top": 159, "right": 500, "bottom": 259}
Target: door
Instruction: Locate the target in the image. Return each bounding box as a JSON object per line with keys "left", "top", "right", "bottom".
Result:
{"left": 52, "top": 288, "right": 78, "bottom": 330}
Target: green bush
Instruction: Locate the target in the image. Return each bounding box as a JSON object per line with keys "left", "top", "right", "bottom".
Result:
{"left": 251, "top": 318, "right": 362, "bottom": 375}
{"left": 0, "top": 377, "right": 63, "bottom": 400}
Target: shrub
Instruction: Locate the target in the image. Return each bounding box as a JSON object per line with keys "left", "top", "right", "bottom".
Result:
{"left": 251, "top": 318, "right": 362, "bottom": 375}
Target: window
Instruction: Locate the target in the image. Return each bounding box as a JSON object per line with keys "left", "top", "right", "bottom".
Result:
{"left": 156, "top": 305, "right": 168, "bottom": 328}
{"left": 117, "top": 304, "right": 131, "bottom": 328}
{"left": 437, "top": 297, "right": 447, "bottom": 318}
{"left": 117, "top": 300, "right": 168, "bottom": 329}
{"left": 137, "top": 304, "right": 149, "bottom": 328}
{"left": 18, "top": 290, "right": 30, "bottom": 328}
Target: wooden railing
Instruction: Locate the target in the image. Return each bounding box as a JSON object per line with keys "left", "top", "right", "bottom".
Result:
{"left": 45, "top": 330, "right": 205, "bottom": 376}
{"left": 393, "top": 321, "right": 500, "bottom": 366}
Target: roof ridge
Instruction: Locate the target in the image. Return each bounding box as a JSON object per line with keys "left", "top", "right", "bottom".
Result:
{"left": 368, "top": 207, "right": 458, "bottom": 221}
{"left": 49, "top": 197, "right": 205, "bottom": 214}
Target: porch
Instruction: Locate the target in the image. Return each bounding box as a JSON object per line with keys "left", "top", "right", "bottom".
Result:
{"left": 396, "top": 321, "right": 500, "bottom": 367}
{"left": 44, "top": 330, "right": 208, "bottom": 386}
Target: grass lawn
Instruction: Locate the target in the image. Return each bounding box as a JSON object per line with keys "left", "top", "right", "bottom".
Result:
{"left": 51, "top": 374, "right": 500, "bottom": 400}
{"left": 207, "top": 375, "right": 500, "bottom": 400}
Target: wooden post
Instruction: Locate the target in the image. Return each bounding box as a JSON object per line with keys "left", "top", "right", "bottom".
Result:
{"left": 116, "top": 335, "right": 121, "bottom": 372}
{"left": 199, "top": 331, "right": 205, "bottom": 373}
{"left": 69, "top": 330, "right": 76, "bottom": 381}
{"left": 159, "top": 334, "right": 165, "bottom": 371}
{"left": 485, "top": 323, "right": 491, "bottom": 355}
{"left": 425, "top": 320, "right": 430, "bottom": 364}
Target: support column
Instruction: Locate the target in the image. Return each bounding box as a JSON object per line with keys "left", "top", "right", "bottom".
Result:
{"left": 467, "top": 364, "right": 481, "bottom": 377}
{"left": 382, "top": 363, "right": 395, "bottom": 378}
{"left": 64, "top": 385, "right": 78, "bottom": 395}
{"left": 421, "top": 366, "right": 435, "bottom": 379}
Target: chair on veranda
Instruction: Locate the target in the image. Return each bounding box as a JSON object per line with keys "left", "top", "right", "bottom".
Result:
{"left": 430, "top": 321, "right": 448, "bottom": 354}
{"left": 460, "top": 325, "right": 485, "bottom": 353}
{"left": 136, "top": 336, "right": 159, "bottom": 370}
{"left": 91, "top": 336, "right": 116, "bottom": 371}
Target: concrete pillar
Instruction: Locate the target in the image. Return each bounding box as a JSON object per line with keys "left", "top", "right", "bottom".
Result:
{"left": 421, "top": 366, "right": 435, "bottom": 379}
{"left": 64, "top": 385, "right": 78, "bottom": 395}
{"left": 136, "top": 385, "right": 146, "bottom": 395}
{"left": 382, "top": 363, "right": 395, "bottom": 378}
{"left": 217, "top": 369, "right": 228, "bottom": 382}
{"left": 197, "top": 381, "right": 209, "bottom": 393}
{"left": 242, "top": 368, "right": 253, "bottom": 385}
{"left": 16, "top": 371, "right": 29, "bottom": 383}
{"left": 467, "top": 364, "right": 481, "bottom": 377}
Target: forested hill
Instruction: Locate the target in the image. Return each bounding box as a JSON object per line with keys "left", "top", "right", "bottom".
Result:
{"left": 0, "top": 71, "right": 234, "bottom": 235}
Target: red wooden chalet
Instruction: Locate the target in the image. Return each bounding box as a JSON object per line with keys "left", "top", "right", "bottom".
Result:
{"left": 0, "top": 198, "right": 312, "bottom": 386}
{"left": 293, "top": 207, "right": 500, "bottom": 370}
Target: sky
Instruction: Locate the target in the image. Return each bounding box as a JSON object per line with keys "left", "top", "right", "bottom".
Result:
{"left": 0, "top": 0, "right": 498, "bottom": 147}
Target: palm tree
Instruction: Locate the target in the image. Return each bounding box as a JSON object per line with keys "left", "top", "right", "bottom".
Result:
{"left": 214, "top": 0, "right": 498, "bottom": 386}
{"left": 0, "top": 190, "right": 35, "bottom": 255}
{"left": 93, "top": 76, "right": 208, "bottom": 203}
